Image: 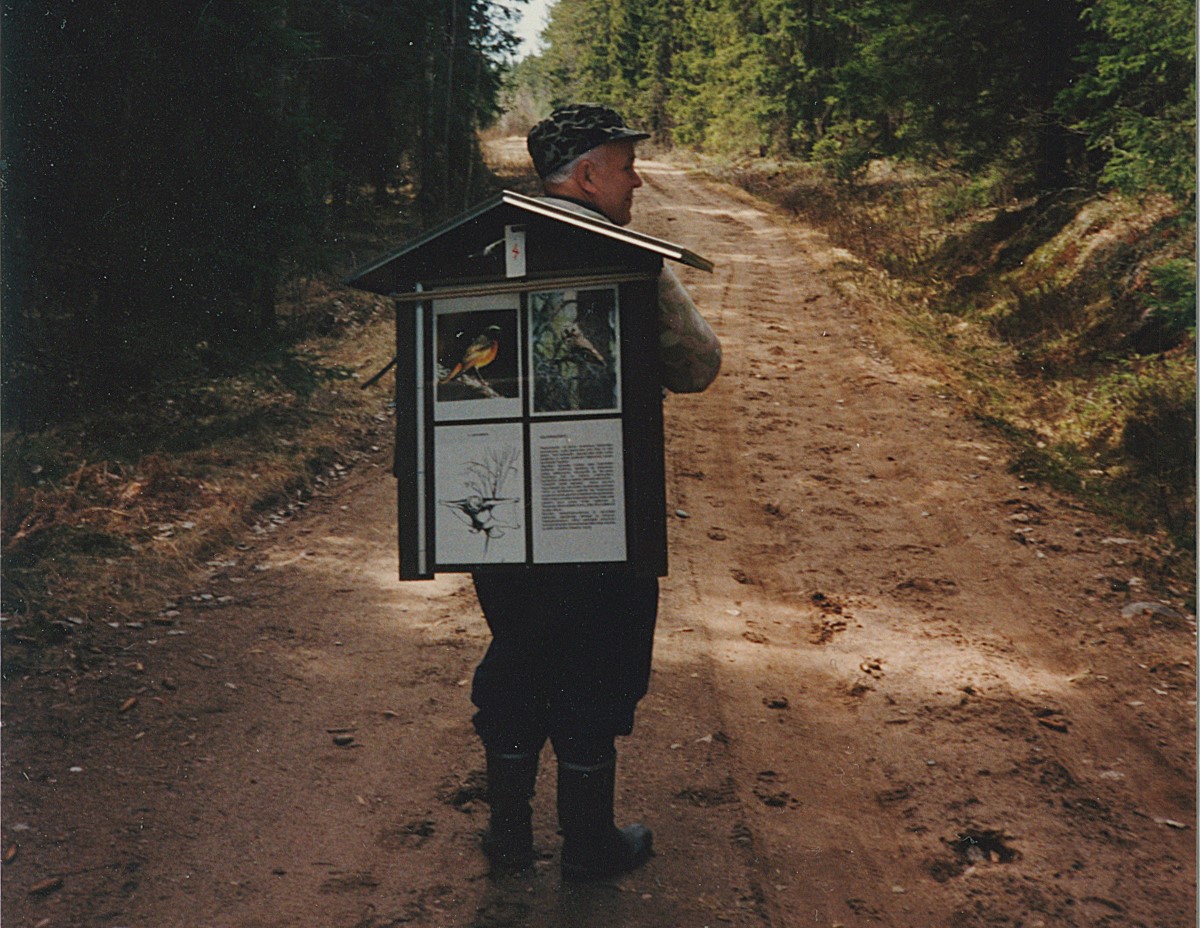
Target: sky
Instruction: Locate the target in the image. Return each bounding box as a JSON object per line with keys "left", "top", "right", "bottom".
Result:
{"left": 510, "top": 0, "right": 555, "bottom": 59}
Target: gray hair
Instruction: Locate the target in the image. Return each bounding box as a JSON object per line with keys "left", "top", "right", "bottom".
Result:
{"left": 542, "top": 150, "right": 590, "bottom": 185}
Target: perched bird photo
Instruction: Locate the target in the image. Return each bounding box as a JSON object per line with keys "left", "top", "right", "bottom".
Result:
{"left": 529, "top": 288, "right": 619, "bottom": 413}
{"left": 558, "top": 323, "right": 606, "bottom": 367}
{"left": 441, "top": 324, "right": 502, "bottom": 385}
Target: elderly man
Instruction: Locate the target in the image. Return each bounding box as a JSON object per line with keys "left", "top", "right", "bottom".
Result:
{"left": 471, "top": 103, "right": 721, "bottom": 881}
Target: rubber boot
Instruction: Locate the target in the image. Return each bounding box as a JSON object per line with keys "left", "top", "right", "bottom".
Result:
{"left": 557, "top": 752, "right": 653, "bottom": 881}
{"left": 482, "top": 751, "right": 539, "bottom": 871}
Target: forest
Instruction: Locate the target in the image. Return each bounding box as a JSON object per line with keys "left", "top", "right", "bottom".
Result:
{"left": 506, "top": 0, "right": 1194, "bottom": 202}
{"left": 2, "top": 0, "right": 518, "bottom": 426}
{"left": 3, "top": 0, "right": 1192, "bottom": 423}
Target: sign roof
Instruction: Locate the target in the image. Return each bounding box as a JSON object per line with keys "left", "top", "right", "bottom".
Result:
{"left": 345, "top": 190, "right": 713, "bottom": 295}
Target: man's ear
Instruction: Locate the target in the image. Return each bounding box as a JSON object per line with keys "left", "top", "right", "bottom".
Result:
{"left": 576, "top": 156, "right": 599, "bottom": 195}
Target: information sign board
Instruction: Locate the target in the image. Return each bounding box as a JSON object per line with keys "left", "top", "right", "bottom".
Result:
{"left": 396, "top": 276, "right": 664, "bottom": 578}
{"left": 345, "top": 191, "right": 711, "bottom": 581}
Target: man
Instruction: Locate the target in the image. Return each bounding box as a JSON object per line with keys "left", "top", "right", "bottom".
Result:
{"left": 471, "top": 103, "right": 721, "bottom": 881}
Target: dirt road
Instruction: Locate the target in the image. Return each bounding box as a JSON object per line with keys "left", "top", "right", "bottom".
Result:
{"left": 4, "top": 161, "right": 1194, "bottom": 928}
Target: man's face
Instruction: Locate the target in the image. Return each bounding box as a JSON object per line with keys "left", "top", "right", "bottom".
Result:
{"left": 581, "top": 140, "right": 643, "bottom": 226}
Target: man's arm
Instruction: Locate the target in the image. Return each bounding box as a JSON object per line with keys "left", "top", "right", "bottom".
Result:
{"left": 658, "top": 265, "right": 722, "bottom": 393}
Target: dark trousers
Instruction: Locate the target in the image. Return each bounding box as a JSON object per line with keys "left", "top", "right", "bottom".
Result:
{"left": 471, "top": 569, "right": 659, "bottom": 763}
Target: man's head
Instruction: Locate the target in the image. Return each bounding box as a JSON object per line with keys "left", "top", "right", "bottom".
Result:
{"left": 527, "top": 103, "right": 649, "bottom": 226}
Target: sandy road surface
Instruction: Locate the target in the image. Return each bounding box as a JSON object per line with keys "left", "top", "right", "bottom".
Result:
{"left": 3, "top": 160, "right": 1194, "bottom": 928}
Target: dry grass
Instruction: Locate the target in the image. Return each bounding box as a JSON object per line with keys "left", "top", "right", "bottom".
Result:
{"left": 481, "top": 137, "right": 543, "bottom": 197}
{"left": 1, "top": 278, "right": 398, "bottom": 658}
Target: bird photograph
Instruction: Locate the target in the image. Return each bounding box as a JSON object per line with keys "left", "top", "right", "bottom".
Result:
{"left": 441, "top": 324, "right": 501, "bottom": 384}
{"left": 530, "top": 288, "right": 619, "bottom": 414}
{"left": 558, "top": 323, "right": 607, "bottom": 368}
{"left": 435, "top": 312, "right": 519, "bottom": 402}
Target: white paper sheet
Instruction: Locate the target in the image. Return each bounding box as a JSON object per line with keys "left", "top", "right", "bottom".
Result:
{"left": 434, "top": 423, "right": 526, "bottom": 565}
{"left": 529, "top": 419, "right": 627, "bottom": 563}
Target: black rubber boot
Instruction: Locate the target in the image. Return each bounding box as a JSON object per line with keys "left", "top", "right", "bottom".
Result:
{"left": 557, "top": 752, "right": 653, "bottom": 881}
{"left": 482, "top": 751, "right": 539, "bottom": 871}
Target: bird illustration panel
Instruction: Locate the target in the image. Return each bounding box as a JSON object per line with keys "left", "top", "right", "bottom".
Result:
{"left": 432, "top": 294, "right": 522, "bottom": 422}
{"left": 528, "top": 287, "right": 621, "bottom": 416}
{"left": 433, "top": 422, "right": 526, "bottom": 565}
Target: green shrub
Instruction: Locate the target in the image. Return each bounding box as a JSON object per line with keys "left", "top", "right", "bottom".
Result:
{"left": 1144, "top": 258, "right": 1197, "bottom": 344}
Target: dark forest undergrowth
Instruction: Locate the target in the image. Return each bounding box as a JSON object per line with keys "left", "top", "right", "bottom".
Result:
{"left": 0, "top": 154, "right": 529, "bottom": 674}
{"left": 1, "top": 220, "right": 403, "bottom": 673}
{"left": 696, "top": 155, "right": 1195, "bottom": 599}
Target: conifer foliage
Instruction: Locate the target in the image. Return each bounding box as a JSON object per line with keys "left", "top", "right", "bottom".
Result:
{"left": 521, "top": 0, "right": 1194, "bottom": 197}
{"left": 1, "top": 0, "right": 516, "bottom": 424}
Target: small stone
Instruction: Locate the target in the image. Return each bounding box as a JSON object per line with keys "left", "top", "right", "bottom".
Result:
{"left": 28, "top": 877, "right": 63, "bottom": 896}
{"left": 1120, "top": 602, "right": 1183, "bottom": 621}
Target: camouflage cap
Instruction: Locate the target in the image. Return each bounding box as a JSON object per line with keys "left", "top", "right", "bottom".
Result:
{"left": 527, "top": 103, "right": 650, "bottom": 179}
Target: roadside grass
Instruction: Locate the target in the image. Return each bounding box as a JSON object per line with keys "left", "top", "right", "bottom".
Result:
{"left": 697, "top": 154, "right": 1195, "bottom": 600}
{"left": 1, "top": 270, "right": 399, "bottom": 672}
